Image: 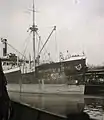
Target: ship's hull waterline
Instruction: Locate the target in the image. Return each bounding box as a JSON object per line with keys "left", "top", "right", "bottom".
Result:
{"left": 5, "top": 70, "right": 85, "bottom": 95}
{"left": 4, "top": 58, "right": 86, "bottom": 95}
{"left": 7, "top": 84, "right": 85, "bottom": 95}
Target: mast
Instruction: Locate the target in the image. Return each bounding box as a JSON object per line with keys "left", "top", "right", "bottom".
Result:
{"left": 29, "top": 1, "right": 55, "bottom": 69}
{"left": 33, "top": 0, "right": 36, "bottom": 71}
{"left": 29, "top": 0, "right": 38, "bottom": 72}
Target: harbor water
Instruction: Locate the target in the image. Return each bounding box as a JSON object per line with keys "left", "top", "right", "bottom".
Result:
{"left": 8, "top": 85, "right": 104, "bottom": 120}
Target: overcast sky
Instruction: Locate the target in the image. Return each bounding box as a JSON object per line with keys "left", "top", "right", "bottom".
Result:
{"left": 0, "top": 0, "right": 104, "bottom": 65}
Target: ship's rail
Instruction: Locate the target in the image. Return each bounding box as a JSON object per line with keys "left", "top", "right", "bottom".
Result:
{"left": 3, "top": 67, "right": 20, "bottom": 74}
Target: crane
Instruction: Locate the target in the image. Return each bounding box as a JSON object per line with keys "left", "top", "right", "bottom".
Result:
{"left": 38, "top": 26, "right": 56, "bottom": 56}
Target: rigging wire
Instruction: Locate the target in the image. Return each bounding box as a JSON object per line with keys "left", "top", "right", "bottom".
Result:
{"left": 21, "top": 31, "right": 32, "bottom": 55}
{"left": 36, "top": 32, "right": 48, "bottom": 54}
{"left": 38, "top": 26, "right": 56, "bottom": 55}
{"left": 36, "top": 32, "right": 53, "bottom": 62}
{"left": 36, "top": 32, "right": 48, "bottom": 62}
{"left": 36, "top": 33, "right": 40, "bottom": 57}
{"left": 22, "top": 33, "right": 32, "bottom": 60}
{"left": 54, "top": 29, "right": 58, "bottom": 61}
{"left": 6, "top": 42, "right": 27, "bottom": 60}
{"left": 37, "top": 36, "right": 41, "bottom": 55}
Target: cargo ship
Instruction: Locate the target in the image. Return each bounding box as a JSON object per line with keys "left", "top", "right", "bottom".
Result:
{"left": 1, "top": 44, "right": 86, "bottom": 94}
{"left": 0, "top": 1, "right": 87, "bottom": 94}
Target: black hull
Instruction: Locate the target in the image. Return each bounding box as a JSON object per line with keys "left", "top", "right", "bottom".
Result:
{"left": 6, "top": 58, "right": 86, "bottom": 84}
{"left": 4, "top": 70, "right": 22, "bottom": 84}
{"left": 22, "top": 72, "right": 38, "bottom": 84}
{"left": 21, "top": 58, "right": 86, "bottom": 84}
{"left": 84, "top": 84, "right": 104, "bottom": 95}
{"left": 21, "top": 72, "right": 67, "bottom": 84}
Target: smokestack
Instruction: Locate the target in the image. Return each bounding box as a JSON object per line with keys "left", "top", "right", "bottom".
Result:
{"left": 1, "top": 38, "right": 7, "bottom": 56}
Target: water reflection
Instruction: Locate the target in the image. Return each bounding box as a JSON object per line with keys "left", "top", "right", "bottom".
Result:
{"left": 9, "top": 93, "right": 84, "bottom": 116}
{"left": 84, "top": 98, "right": 104, "bottom": 120}
{"left": 9, "top": 92, "right": 104, "bottom": 120}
